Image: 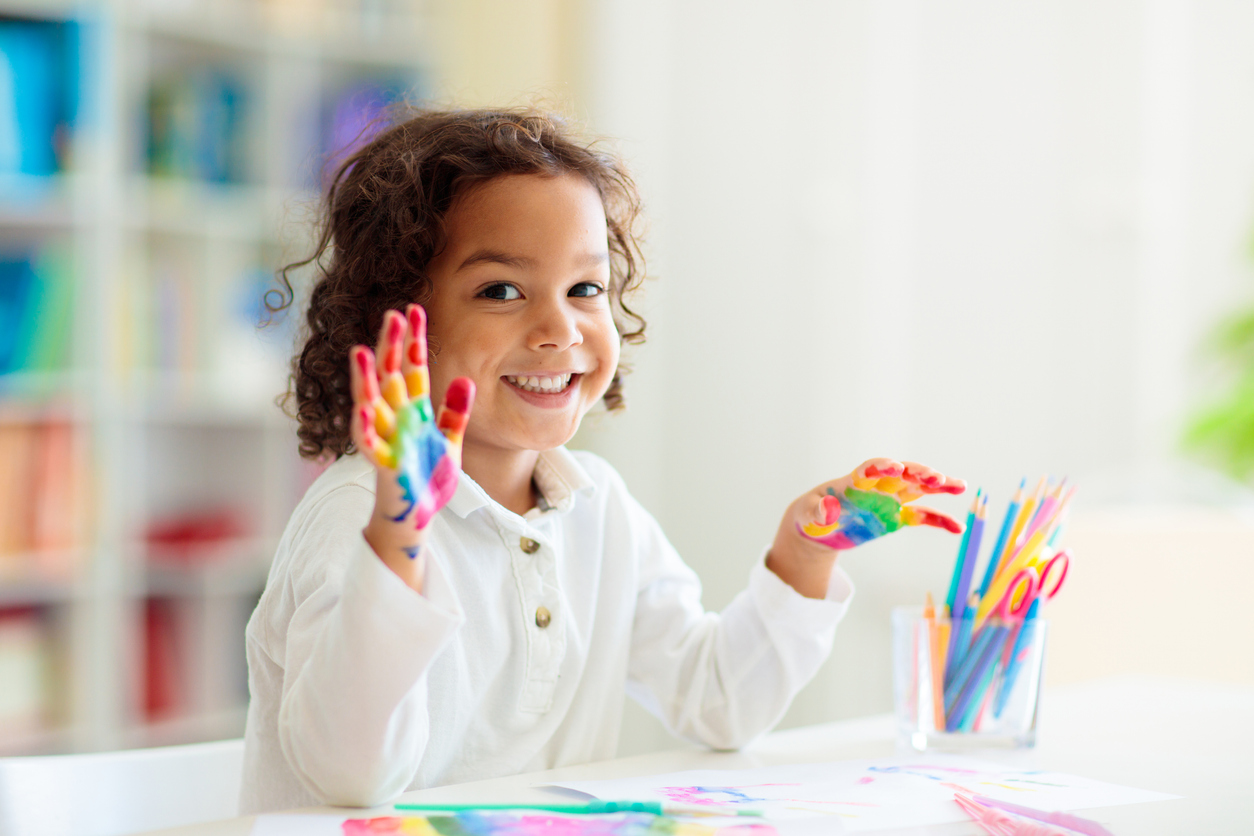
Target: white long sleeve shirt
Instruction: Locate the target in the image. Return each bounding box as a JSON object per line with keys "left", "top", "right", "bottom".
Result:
{"left": 239, "top": 448, "right": 853, "bottom": 814}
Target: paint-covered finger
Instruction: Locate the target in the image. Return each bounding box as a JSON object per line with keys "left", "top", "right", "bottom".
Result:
{"left": 852, "top": 458, "right": 904, "bottom": 490}
{"left": 352, "top": 401, "right": 395, "bottom": 469}
{"left": 436, "top": 377, "right": 475, "bottom": 459}
{"left": 903, "top": 462, "right": 966, "bottom": 495}
{"left": 376, "top": 309, "right": 409, "bottom": 411}
{"left": 807, "top": 491, "right": 842, "bottom": 527}
{"left": 402, "top": 304, "right": 432, "bottom": 406}
{"left": 900, "top": 505, "right": 963, "bottom": 533}
{"left": 352, "top": 344, "right": 396, "bottom": 439}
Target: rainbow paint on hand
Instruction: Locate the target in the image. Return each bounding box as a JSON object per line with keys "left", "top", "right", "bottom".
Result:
{"left": 798, "top": 463, "right": 964, "bottom": 550}
{"left": 352, "top": 306, "right": 475, "bottom": 541}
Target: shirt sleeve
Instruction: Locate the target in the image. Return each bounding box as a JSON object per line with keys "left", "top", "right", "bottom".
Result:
{"left": 625, "top": 501, "right": 853, "bottom": 750}
{"left": 275, "top": 487, "right": 465, "bottom": 806}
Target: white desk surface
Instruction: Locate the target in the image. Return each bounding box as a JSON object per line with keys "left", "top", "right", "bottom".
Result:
{"left": 149, "top": 676, "right": 1253, "bottom": 835}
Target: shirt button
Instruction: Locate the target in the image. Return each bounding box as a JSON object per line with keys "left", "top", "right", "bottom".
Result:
{"left": 535, "top": 606, "right": 552, "bottom": 628}
{"left": 520, "top": 537, "right": 540, "bottom": 554}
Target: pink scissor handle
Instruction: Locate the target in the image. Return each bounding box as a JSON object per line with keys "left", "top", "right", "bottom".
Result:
{"left": 1037, "top": 549, "right": 1071, "bottom": 600}
{"left": 994, "top": 567, "right": 1039, "bottom": 621}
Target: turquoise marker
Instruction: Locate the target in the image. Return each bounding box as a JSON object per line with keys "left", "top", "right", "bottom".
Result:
{"left": 395, "top": 800, "right": 765, "bottom": 817}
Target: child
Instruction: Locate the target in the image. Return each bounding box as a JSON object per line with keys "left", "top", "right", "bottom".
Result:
{"left": 240, "top": 108, "right": 965, "bottom": 814}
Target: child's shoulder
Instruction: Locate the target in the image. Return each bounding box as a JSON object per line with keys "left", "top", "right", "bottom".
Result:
{"left": 272, "top": 454, "right": 377, "bottom": 577}
{"left": 301, "top": 453, "right": 377, "bottom": 509}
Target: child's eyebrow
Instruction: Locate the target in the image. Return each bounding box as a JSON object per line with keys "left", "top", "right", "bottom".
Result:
{"left": 456, "top": 249, "right": 535, "bottom": 272}
{"left": 455, "top": 249, "right": 609, "bottom": 272}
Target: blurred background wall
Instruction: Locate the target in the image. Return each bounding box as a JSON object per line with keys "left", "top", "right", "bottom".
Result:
{"left": 1, "top": 0, "right": 1253, "bottom": 759}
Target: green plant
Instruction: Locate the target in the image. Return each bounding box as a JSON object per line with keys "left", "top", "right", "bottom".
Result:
{"left": 1186, "top": 242, "right": 1254, "bottom": 481}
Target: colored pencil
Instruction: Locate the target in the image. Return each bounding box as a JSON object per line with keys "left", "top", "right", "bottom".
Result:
{"left": 994, "top": 597, "right": 1041, "bottom": 718}
{"left": 924, "top": 592, "right": 945, "bottom": 731}
{"left": 1019, "top": 479, "right": 1064, "bottom": 547}
{"left": 993, "top": 477, "right": 1044, "bottom": 580}
{"left": 969, "top": 794, "right": 1115, "bottom": 836}
{"left": 946, "top": 494, "right": 986, "bottom": 667}
{"left": 946, "top": 625, "right": 1008, "bottom": 730}
{"left": 977, "top": 479, "right": 1023, "bottom": 598}
{"left": 944, "top": 491, "right": 980, "bottom": 613}
{"left": 943, "top": 622, "right": 996, "bottom": 713}
{"left": 395, "top": 801, "right": 764, "bottom": 817}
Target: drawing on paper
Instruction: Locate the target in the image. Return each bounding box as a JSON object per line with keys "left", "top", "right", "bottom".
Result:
{"left": 341, "top": 813, "right": 779, "bottom": 836}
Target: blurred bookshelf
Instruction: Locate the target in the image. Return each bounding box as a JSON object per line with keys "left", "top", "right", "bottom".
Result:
{"left": 0, "top": 0, "right": 430, "bottom": 754}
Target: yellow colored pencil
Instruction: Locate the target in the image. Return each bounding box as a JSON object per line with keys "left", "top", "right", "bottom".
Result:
{"left": 992, "top": 477, "right": 1044, "bottom": 580}
{"left": 976, "top": 524, "right": 1053, "bottom": 627}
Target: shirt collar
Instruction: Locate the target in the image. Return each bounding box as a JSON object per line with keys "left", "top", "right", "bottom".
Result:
{"left": 444, "top": 446, "right": 596, "bottom": 520}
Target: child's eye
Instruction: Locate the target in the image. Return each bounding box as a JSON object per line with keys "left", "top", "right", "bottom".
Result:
{"left": 569, "top": 282, "right": 605, "bottom": 298}
{"left": 480, "top": 283, "right": 522, "bottom": 301}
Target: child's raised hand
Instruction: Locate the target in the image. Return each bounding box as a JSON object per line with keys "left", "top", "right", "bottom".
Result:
{"left": 350, "top": 305, "right": 475, "bottom": 590}
{"left": 797, "top": 459, "right": 966, "bottom": 548}
{"left": 767, "top": 459, "right": 966, "bottom": 598}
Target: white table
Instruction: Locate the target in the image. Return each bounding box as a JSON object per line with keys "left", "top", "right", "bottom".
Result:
{"left": 149, "top": 676, "right": 1254, "bottom": 835}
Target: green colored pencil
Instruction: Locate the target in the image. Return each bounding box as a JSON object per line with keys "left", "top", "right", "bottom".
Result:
{"left": 394, "top": 800, "right": 764, "bottom": 817}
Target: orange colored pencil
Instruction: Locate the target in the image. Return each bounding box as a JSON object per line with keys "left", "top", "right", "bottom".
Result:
{"left": 924, "top": 592, "right": 945, "bottom": 731}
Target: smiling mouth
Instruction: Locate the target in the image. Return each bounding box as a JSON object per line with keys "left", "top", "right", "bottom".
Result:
{"left": 504, "top": 373, "right": 578, "bottom": 394}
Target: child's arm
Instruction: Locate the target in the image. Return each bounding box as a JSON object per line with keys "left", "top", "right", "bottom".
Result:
{"left": 766, "top": 458, "right": 966, "bottom": 598}
{"left": 349, "top": 305, "right": 475, "bottom": 593}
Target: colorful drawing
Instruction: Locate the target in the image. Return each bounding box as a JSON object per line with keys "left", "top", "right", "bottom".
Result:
{"left": 351, "top": 305, "right": 475, "bottom": 537}
{"left": 556, "top": 755, "right": 1176, "bottom": 833}
{"left": 798, "top": 463, "right": 964, "bottom": 550}
{"left": 340, "top": 813, "right": 777, "bottom": 836}
{"left": 657, "top": 787, "right": 772, "bottom": 807}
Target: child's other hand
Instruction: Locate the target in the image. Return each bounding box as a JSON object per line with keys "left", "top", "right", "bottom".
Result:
{"left": 767, "top": 459, "right": 966, "bottom": 599}
{"left": 350, "top": 305, "right": 475, "bottom": 592}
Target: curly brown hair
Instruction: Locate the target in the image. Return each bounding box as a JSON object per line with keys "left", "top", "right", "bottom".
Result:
{"left": 269, "top": 107, "right": 648, "bottom": 461}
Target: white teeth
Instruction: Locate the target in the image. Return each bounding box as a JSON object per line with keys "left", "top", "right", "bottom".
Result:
{"left": 508, "top": 373, "right": 573, "bottom": 393}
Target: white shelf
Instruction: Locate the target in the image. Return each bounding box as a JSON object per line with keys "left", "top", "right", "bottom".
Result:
{"left": 0, "top": 0, "right": 431, "bottom": 754}
{"left": 0, "top": 723, "right": 83, "bottom": 757}
{"left": 143, "top": 543, "right": 274, "bottom": 598}
{"left": 0, "top": 568, "right": 86, "bottom": 606}
{"left": 123, "top": 705, "right": 248, "bottom": 750}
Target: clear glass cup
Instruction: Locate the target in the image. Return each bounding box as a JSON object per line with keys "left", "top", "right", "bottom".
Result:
{"left": 892, "top": 605, "right": 1047, "bottom": 751}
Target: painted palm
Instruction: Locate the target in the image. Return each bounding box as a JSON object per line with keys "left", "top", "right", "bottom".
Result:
{"left": 798, "top": 463, "right": 964, "bottom": 550}
{"left": 352, "top": 306, "right": 474, "bottom": 545}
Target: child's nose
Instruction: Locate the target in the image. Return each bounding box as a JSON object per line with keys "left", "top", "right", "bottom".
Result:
{"left": 529, "top": 298, "right": 583, "bottom": 351}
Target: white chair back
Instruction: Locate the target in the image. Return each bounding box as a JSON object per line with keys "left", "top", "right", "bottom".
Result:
{"left": 0, "top": 738, "right": 244, "bottom": 836}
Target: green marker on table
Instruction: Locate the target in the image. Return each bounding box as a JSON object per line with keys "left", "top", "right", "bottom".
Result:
{"left": 394, "top": 800, "right": 765, "bottom": 817}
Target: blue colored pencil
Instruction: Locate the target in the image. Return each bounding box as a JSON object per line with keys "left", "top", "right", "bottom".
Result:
{"left": 993, "top": 597, "right": 1041, "bottom": 718}
{"left": 946, "top": 494, "right": 986, "bottom": 669}
{"left": 944, "top": 491, "right": 980, "bottom": 613}
{"left": 945, "top": 593, "right": 977, "bottom": 688}
{"left": 943, "top": 621, "right": 996, "bottom": 711}
{"left": 958, "top": 643, "right": 1003, "bottom": 731}
{"left": 946, "top": 625, "right": 1008, "bottom": 731}
{"left": 977, "top": 479, "right": 1023, "bottom": 598}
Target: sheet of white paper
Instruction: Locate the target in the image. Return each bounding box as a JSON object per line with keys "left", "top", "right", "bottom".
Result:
{"left": 251, "top": 814, "right": 347, "bottom": 836}
{"left": 552, "top": 753, "right": 1179, "bottom": 833}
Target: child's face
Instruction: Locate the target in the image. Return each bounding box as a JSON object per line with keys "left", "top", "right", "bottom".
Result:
{"left": 423, "top": 172, "right": 620, "bottom": 458}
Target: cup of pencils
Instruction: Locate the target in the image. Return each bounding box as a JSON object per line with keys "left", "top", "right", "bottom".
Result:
{"left": 893, "top": 478, "right": 1073, "bottom": 751}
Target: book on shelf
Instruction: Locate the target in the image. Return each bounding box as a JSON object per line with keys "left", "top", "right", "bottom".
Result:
{"left": 0, "top": 607, "right": 50, "bottom": 738}
{"left": 147, "top": 68, "right": 251, "bottom": 184}
{"left": 0, "top": 418, "right": 89, "bottom": 581}
{"left": 0, "top": 244, "right": 73, "bottom": 377}
{"left": 0, "top": 16, "right": 81, "bottom": 184}
{"left": 319, "top": 77, "right": 411, "bottom": 186}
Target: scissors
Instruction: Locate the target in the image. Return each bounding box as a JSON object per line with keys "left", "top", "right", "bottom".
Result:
{"left": 988, "top": 549, "right": 1071, "bottom": 621}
